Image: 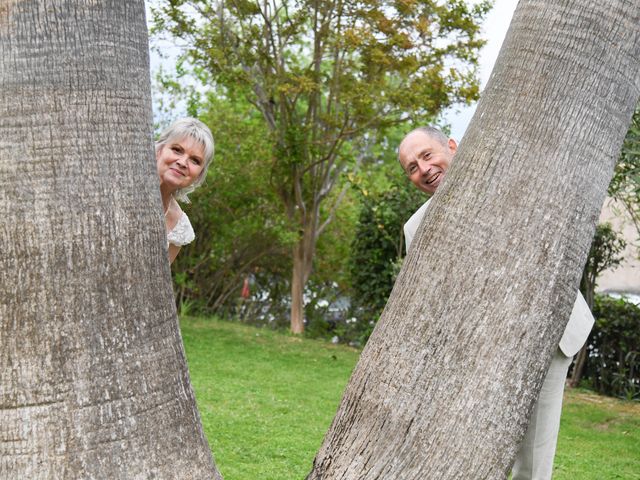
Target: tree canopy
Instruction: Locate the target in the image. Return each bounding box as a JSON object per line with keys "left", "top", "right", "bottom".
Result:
{"left": 152, "top": 0, "right": 490, "bottom": 331}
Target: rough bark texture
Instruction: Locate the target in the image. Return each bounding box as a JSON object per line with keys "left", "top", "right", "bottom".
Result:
{"left": 307, "top": 1, "right": 640, "bottom": 478}
{"left": 0, "top": 2, "right": 221, "bottom": 478}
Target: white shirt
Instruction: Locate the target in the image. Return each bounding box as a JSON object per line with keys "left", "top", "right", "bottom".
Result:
{"left": 167, "top": 212, "right": 195, "bottom": 247}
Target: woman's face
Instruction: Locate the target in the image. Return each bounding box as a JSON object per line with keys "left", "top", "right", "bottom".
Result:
{"left": 156, "top": 136, "right": 206, "bottom": 193}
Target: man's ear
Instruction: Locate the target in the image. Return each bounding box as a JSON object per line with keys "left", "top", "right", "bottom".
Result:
{"left": 448, "top": 138, "right": 458, "bottom": 155}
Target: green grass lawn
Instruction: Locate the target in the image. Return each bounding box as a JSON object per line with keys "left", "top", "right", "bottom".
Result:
{"left": 555, "top": 389, "right": 640, "bottom": 479}
{"left": 181, "top": 317, "right": 640, "bottom": 480}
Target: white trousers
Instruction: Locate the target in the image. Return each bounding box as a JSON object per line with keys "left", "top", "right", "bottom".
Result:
{"left": 512, "top": 348, "right": 574, "bottom": 480}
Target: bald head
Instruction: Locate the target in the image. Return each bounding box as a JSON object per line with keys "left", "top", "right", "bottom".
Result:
{"left": 398, "top": 127, "right": 449, "bottom": 155}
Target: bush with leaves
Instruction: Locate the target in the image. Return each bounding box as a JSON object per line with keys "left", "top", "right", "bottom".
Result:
{"left": 583, "top": 294, "right": 640, "bottom": 400}
{"left": 346, "top": 170, "right": 426, "bottom": 344}
{"left": 170, "top": 94, "right": 297, "bottom": 315}
{"left": 580, "top": 222, "right": 626, "bottom": 307}
{"left": 152, "top": 0, "right": 490, "bottom": 333}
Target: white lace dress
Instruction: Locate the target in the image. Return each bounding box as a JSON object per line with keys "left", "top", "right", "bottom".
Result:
{"left": 167, "top": 212, "right": 195, "bottom": 247}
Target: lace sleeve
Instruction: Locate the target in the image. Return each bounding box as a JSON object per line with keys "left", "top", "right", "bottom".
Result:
{"left": 167, "top": 212, "right": 195, "bottom": 247}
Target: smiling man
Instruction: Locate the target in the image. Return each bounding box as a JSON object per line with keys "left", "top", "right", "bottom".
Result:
{"left": 398, "top": 126, "right": 594, "bottom": 480}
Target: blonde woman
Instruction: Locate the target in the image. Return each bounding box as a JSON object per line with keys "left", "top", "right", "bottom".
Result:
{"left": 156, "top": 118, "right": 214, "bottom": 263}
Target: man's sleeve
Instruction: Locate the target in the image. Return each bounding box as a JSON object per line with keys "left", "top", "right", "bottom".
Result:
{"left": 559, "top": 291, "right": 595, "bottom": 357}
{"left": 404, "top": 222, "right": 414, "bottom": 254}
{"left": 404, "top": 199, "right": 430, "bottom": 254}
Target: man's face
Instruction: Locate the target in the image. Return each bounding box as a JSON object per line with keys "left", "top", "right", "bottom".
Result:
{"left": 398, "top": 131, "right": 457, "bottom": 194}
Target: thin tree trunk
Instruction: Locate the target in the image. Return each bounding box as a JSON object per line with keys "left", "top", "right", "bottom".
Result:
{"left": 290, "top": 210, "right": 318, "bottom": 334}
{"left": 0, "top": 2, "right": 221, "bottom": 478}
{"left": 290, "top": 235, "right": 315, "bottom": 334}
{"left": 291, "top": 243, "right": 307, "bottom": 334}
{"left": 569, "top": 346, "right": 588, "bottom": 388}
{"left": 307, "top": 1, "right": 640, "bottom": 478}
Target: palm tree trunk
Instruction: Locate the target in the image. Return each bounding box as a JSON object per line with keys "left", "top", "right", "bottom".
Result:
{"left": 0, "top": 2, "right": 222, "bottom": 478}
{"left": 307, "top": 0, "right": 640, "bottom": 478}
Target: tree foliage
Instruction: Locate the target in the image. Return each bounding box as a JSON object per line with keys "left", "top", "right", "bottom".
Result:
{"left": 579, "top": 222, "right": 626, "bottom": 307}
{"left": 347, "top": 169, "right": 425, "bottom": 343}
{"left": 171, "top": 93, "right": 296, "bottom": 314}
{"left": 152, "top": 0, "right": 490, "bottom": 332}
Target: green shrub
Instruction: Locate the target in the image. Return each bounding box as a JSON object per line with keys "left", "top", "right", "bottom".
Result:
{"left": 347, "top": 173, "right": 425, "bottom": 344}
{"left": 584, "top": 295, "right": 640, "bottom": 400}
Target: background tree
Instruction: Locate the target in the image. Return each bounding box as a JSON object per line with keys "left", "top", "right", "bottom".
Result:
{"left": 307, "top": 0, "right": 640, "bottom": 477}
{"left": 580, "top": 224, "right": 627, "bottom": 309}
{"left": 0, "top": 2, "right": 221, "bottom": 478}
{"left": 171, "top": 92, "right": 296, "bottom": 316}
{"left": 152, "top": 0, "right": 490, "bottom": 333}
{"left": 609, "top": 104, "right": 640, "bottom": 249}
